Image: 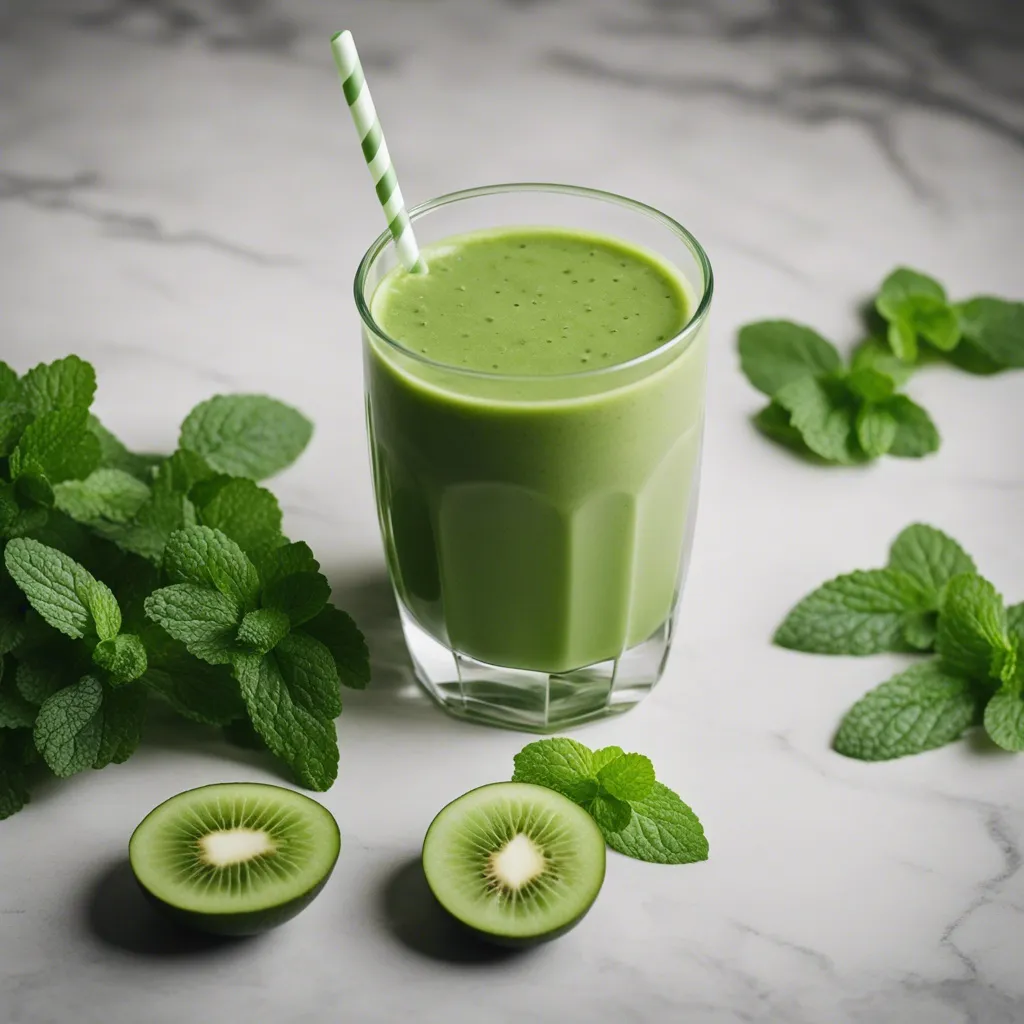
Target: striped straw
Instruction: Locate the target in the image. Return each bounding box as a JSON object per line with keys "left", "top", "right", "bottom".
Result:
{"left": 331, "top": 30, "right": 426, "bottom": 273}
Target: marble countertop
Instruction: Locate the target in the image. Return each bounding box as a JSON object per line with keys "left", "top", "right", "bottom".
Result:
{"left": 2, "top": 1, "right": 1023, "bottom": 1022}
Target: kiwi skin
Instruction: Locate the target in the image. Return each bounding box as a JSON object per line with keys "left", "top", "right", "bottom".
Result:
{"left": 421, "top": 782, "right": 606, "bottom": 949}
{"left": 129, "top": 783, "right": 341, "bottom": 937}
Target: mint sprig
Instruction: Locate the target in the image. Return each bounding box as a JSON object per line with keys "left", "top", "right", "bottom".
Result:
{"left": 777, "top": 523, "right": 1023, "bottom": 759}
{"left": 0, "top": 355, "right": 369, "bottom": 820}
{"left": 512, "top": 738, "right": 707, "bottom": 864}
{"left": 739, "top": 320, "right": 938, "bottom": 463}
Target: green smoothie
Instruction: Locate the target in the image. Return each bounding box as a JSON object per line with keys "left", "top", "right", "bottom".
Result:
{"left": 365, "top": 226, "right": 707, "bottom": 673}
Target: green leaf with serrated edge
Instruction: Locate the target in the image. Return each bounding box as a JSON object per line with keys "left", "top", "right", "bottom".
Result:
{"left": 16, "top": 654, "right": 76, "bottom": 705}
{"left": 602, "top": 783, "right": 708, "bottom": 864}
{"left": 34, "top": 675, "right": 104, "bottom": 777}
{"left": 162, "top": 526, "right": 260, "bottom": 610}
{"left": 591, "top": 745, "right": 625, "bottom": 774}
{"left": 87, "top": 415, "right": 162, "bottom": 481}
{"left": 888, "top": 318, "right": 918, "bottom": 362}
{"left": 847, "top": 367, "right": 896, "bottom": 403}
{"left": 17, "top": 355, "right": 96, "bottom": 417}
{"left": 233, "top": 651, "right": 339, "bottom": 790}
{"left": 876, "top": 267, "right": 945, "bottom": 314}
{"left": 0, "top": 362, "right": 17, "bottom": 402}
{"left": 5, "top": 538, "right": 113, "bottom": 640}
{"left": 1008, "top": 603, "right": 1024, "bottom": 640}
{"left": 144, "top": 584, "right": 242, "bottom": 665}
{"left": 274, "top": 632, "right": 342, "bottom": 719}
{"left": 956, "top": 297, "right": 1024, "bottom": 369}
{"left": 54, "top": 470, "right": 151, "bottom": 526}
{"left": 983, "top": 691, "right": 1024, "bottom": 752}
{"left": 833, "top": 661, "right": 978, "bottom": 761}
{"left": 737, "top": 320, "right": 842, "bottom": 397}
{"left": 774, "top": 568, "right": 928, "bottom": 656}
{"left": 587, "top": 790, "right": 632, "bottom": 833}
{"left": 93, "top": 634, "right": 148, "bottom": 684}
{"left": 882, "top": 395, "right": 940, "bottom": 458}
{"left": 10, "top": 409, "right": 101, "bottom": 484}
{"left": 855, "top": 403, "right": 898, "bottom": 457}
{"left": 0, "top": 482, "right": 19, "bottom": 535}
{"left": 196, "top": 477, "right": 284, "bottom": 557}
{"left": 262, "top": 571, "right": 330, "bottom": 627}
{"left": 850, "top": 338, "right": 915, "bottom": 386}
{"left": 87, "top": 580, "right": 121, "bottom": 641}
{"left": 752, "top": 402, "right": 814, "bottom": 456}
{"left": 92, "top": 474, "right": 190, "bottom": 563}
{"left": 139, "top": 629, "right": 244, "bottom": 726}
{"left": 180, "top": 395, "right": 313, "bottom": 481}
{"left": 936, "top": 574, "right": 1009, "bottom": 680}
{"left": 774, "top": 376, "right": 859, "bottom": 463}
{"left": 887, "top": 525, "right": 977, "bottom": 604}
{"left": 0, "top": 402, "right": 32, "bottom": 458}
{"left": 93, "top": 683, "right": 147, "bottom": 768}
{"left": 301, "top": 604, "right": 370, "bottom": 690}
{"left": 512, "top": 738, "right": 598, "bottom": 804}
{"left": 255, "top": 541, "right": 319, "bottom": 588}
{"left": 0, "top": 766, "right": 30, "bottom": 820}
{"left": 13, "top": 469, "right": 55, "bottom": 510}
{"left": 159, "top": 448, "right": 215, "bottom": 494}
{"left": 237, "top": 608, "right": 291, "bottom": 656}
{"left": 597, "top": 753, "right": 656, "bottom": 802}
{"left": 903, "top": 611, "right": 938, "bottom": 651}
{"left": 992, "top": 642, "right": 1019, "bottom": 691}
{"left": 0, "top": 676, "right": 37, "bottom": 729}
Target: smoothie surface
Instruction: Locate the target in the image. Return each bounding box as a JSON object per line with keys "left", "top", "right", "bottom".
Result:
{"left": 370, "top": 227, "right": 689, "bottom": 376}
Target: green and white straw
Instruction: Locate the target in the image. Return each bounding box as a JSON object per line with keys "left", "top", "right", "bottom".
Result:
{"left": 331, "top": 29, "right": 426, "bottom": 273}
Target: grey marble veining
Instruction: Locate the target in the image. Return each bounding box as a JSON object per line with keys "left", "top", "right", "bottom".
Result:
{"left": 2, "top": 2, "right": 1024, "bottom": 1022}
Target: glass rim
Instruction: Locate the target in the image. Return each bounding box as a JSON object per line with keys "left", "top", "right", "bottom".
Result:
{"left": 354, "top": 182, "right": 714, "bottom": 383}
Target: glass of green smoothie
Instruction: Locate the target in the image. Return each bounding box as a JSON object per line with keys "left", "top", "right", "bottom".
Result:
{"left": 356, "top": 183, "right": 712, "bottom": 731}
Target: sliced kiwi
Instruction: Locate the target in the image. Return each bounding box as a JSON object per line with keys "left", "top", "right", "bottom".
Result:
{"left": 421, "top": 781, "right": 605, "bottom": 946}
{"left": 129, "top": 782, "right": 340, "bottom": 936}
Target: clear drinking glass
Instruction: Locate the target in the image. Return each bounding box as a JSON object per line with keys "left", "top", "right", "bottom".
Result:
{"left": 356, "top": 184, "right": 713, "bottom": 731}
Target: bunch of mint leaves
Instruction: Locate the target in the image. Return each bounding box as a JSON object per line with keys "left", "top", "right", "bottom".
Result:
{"left": 739, "top": 271, "right": 1022, "bottom": 463}
{"left": 512, "top": 738, "right": 708, "bottom": 864}
{"left": 0, "top": 355, "right": 369, "bottom": 820}
{"left": 775, "top": 524, "right": 1023, "bottom": 760}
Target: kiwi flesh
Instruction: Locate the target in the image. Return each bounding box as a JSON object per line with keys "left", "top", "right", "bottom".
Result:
{"left": 129, "top": 782, "right": 340, "bottom": 936}
{"left": 421, "top": 781, "right": 605, "bottom": 947}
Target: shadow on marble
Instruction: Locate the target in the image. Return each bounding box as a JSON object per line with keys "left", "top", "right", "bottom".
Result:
{"left": 84, "top": 857, "right": 258, "bottom": 958}
{"left": 378, "top": 856, "right": 532, "bottom": 966}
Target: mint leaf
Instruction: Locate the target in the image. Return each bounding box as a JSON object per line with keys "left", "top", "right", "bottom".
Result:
{"left": 774, "top": 569, "right": 927, "bottom": 655}
{"left": 0, "top": 766, "right": 30, "bottom": 819}
{"left": 887, "top": 525, "right": 976, "bottom": 604}
{"left": 0, "top": 403, "right": 32, "bottom": 458}
{"left": 775, "top": 376, "right": 857, "bottom": 463}
{"left": 0, "top": 674, "right": 37, "bottom": 729}
{"left": 888, "top": 318, "right": 918, "bottom": 362}
{"left": 16, "top": 652, "right": 79, "bottom": 705}
{"left": 936, "top": 574, "right": 1009, "bottom": 679}
{"left": 263, "top": 571, "right": 330, "bottom": 627}
{"left": 602, "top": 783, "right": 708, "bottom": 864}
{"left": 274, "top": 632, "right": 342, "bottom": 718}
{"left": 302, "top": 604, "right": 370, "bottom": 690}
{"left": 899, "top": 295, "right": 961, "bottom": 351}
{"left": 87, "top": 415, "right": 161, "bottom": 481}
{"left": 956, "top": 297, "right": 1024, "bottom": 369}
{"left": 144, "top": 584, "right": 242, "bottom": 665}
{"left": 752, "top": 402, "right": 810, "bottom": 455}
{"left": 511, "top": 738, "right": 598, "bottom": 804}
{"left": 877, "top": 268, "right": 946, "bottom": 311}
{"left": 737, "top": 321, "right": 842, "bottom": 397}
{"left": 596, "top": 753, "right": 655, "bottom": 802}
{"left": 5, "top": 538, "right": 120, "bottom": 640}
{"left": 834, "top": 661, "right": 978, "bottom": 760}
{"left": 586, "top": 791, "right": 632, "bottom": 833}
{"left": 162, "top": 526, "right": 259, "bottom": 610}
{"left": 876, "top": 268, "right": 953, "bottom": 361}
{"left": 159, "top": 448, "right": 215, "bottom": 494}
{"left": 34, "top": 675, "right": 104, "bottom": 777}
{"left": 945, "top": 337, "right": 1004, "bottom": 376}
{"left": 180, "top": 395, "right": 313, "bottom": 480}
{"left": 10, "top": 408, "right": 101, "bottom": 484}
{"left": 93, "top": 633, "right": 148, "bottom": 684}
{"left": 233, "top": 651, "right": 339, "bottom": 790}
{"left": 196, "top": 477, "right": 284, "bottom": 557}
{"left": 850, "top": 338, "right": 914, "bottom": 386}
{"left": 591, "top": 745, "right": 625, "bottom": 773}
{"left": 54, "top": 469, "right": 151, "bottom": 526}
{"left": 983, "top": 690, "right": 1024, "bottom": 752}
{"left": 237, "top": 608, "right": 291, "bottom": 655}
{"left": 855, "top": 403, "right": 897, "bottom": 457}
{"left": 903, "top": 611, "right": 938, "bottom": 651}
{"left": 847, "top": 367, "right": 896, "bottom": 403}
{"left": 255, "top": 541, "right": 319, "bottom": 587}
{"left": 881, "top": 395, "right": 940, "bottom": 458}
{"left": 0, "top": 362, "right": 18, "bottom": 401}
{"left": 18, "top": 356, "right": 96, "bottom": 417}
{"left": 93, "top": 683, "right": 147, "bottom": 768}
{"left": 92, "top": 470, "right": 191, "bottom": 563}
{"left": 1008, "top": 603, "right": 1024, "bottom": 640}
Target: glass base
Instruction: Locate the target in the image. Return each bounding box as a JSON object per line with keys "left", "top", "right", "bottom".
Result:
{"left": 397, "top": 599, "right": 674, "bottom": 732}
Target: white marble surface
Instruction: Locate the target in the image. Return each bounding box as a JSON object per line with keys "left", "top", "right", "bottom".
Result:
{"left": 2, "top": 1, "right": 1024, "bottom": 1021}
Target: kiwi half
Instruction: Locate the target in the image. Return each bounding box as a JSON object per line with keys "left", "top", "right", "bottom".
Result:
{"left": 421, "top": 781, "right": 605, "bottom": 947}
{"left": 129, "top": 782, "right": 340, "bottom": 936}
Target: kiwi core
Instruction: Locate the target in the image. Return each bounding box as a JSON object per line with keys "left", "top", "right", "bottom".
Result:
{"left": 488, "top": 833, "right": 547, "bottom": 890}
{"left": 199, "top": 827, "right": 276, "bottom": 867}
